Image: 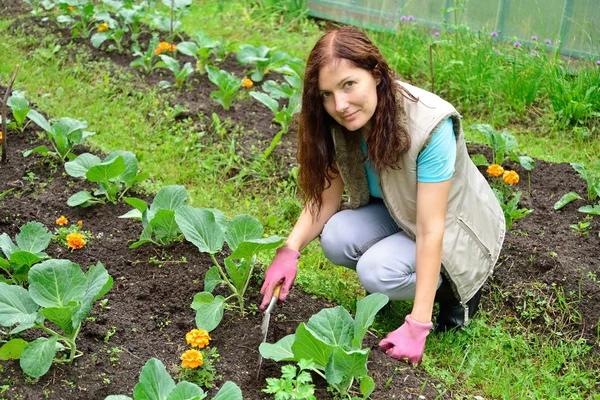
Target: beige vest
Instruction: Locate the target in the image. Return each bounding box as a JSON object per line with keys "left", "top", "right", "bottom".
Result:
{"left": 332, "top": 81, "right": 506, "bottom": 306}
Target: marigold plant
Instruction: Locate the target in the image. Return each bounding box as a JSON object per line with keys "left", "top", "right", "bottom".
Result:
{"left": 0, "top": 131, "right": 3, "bottom": 144}
{"left": 67, "top": 5, "right": 74, "bottom": 11}
{"left": 66, "top": 232, "right": 86, "bottom": 250}
{"left": 77, "top": 220, "right": 83, "bottom": 227}
{"left": 503, "top": 170, "right": 520, "bottom": 185}
{"left": 181, "top": 349, "right": 203, "bottom": 369}
{"left": 155, "top": 42, "right": 177, "bottom": 55}
{"left": 186, "top": 329, "right": 211, "bottom": 349}
{"left": 241, "top": 78, "right": 253, "bottom": 88}
{"left": 98, "top": 22, "right": 109, "bottom": 32}
{"left": 487, "top": 164, "right": 505, "bottom": 177}
{"left": 56, "top": 216, "right": 68, "bottom": 226}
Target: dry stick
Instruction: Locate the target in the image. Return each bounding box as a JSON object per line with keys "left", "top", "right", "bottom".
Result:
{"left": 429, "top": 45, "right": 435, "bottom": 95}
{"left": 1, "top": 64, "right": 20, "bottom": 164}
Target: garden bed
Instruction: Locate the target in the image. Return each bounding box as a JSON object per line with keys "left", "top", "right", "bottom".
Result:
{"left": 1, "top": 3, "right": 600, "bottom": 399}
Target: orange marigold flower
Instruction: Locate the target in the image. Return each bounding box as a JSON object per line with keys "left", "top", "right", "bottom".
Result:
{"left": 186, "top": 329, "right": 211, "bottom": 349}
{"left": 98, "top": 22, "right": 109, "bottom": 32}
{"left": 77, "top": 220, "right": 83, "bottom": 228}
{"left": 67, "top": 6, "right": 74, "bottom": 11}
{"left": 502, "top": 170, "right": 520, "bottom": 185}
{"left": 56, "top": 216, "right": 68, "bottom": 226}
{"left": 66, "top": 232, "right": 86, "bottom": 250}
{"left": 181, "top": 349, "right": 203, "bottom": 369}
{"left": 486, "top": 164, "right": 504, "bottom": 177}
{"left": 0, "top": 131, "right": 3, "bottom": 144}
{"left": 241, "top": 78, "right": 253, "bottom": 88}
{"left": 154, "top": 42, "right": 176, "bottom": 55}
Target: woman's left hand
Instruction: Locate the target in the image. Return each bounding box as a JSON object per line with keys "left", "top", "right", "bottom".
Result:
{"left": 378, "top": 315, "right": 433, "bottom": 364}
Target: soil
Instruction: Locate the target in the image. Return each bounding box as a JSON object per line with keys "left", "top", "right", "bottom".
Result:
{"left": 1, "top": 4, "right": 599, "bottom": 400}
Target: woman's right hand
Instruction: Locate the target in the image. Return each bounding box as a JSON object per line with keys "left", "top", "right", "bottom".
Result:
{"left": 259, "top": 247, "right": 301, "bottom": 311}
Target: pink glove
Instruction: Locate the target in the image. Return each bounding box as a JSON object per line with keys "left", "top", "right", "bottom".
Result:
{"left": 378, "top": 315, "right": 433, "bottom": 364}
{"left": 259, "top": 247, "right": 300, "bottom": 311}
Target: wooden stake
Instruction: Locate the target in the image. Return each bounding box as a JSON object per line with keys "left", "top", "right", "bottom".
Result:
{"left": 1, "top": 64, "right": 20, "bottom": 164}
{"left": 429, "top": 45, "right": 435, "bottom": 94}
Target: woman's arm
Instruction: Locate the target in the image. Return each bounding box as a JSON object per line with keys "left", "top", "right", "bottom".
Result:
{"left": 411, "top": 179, "right": 452, "bottom": 323}
{"left": 284, "top": 172, "right": 345, "bottom": 252}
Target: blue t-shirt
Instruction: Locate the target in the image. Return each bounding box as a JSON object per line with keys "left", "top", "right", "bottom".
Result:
{"left": 361, "top": 118, "right": 456, "bottom": 198}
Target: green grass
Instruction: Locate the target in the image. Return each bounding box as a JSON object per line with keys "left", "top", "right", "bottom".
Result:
{"left": 1, "top": 1, "right": 600, "bottom": 398}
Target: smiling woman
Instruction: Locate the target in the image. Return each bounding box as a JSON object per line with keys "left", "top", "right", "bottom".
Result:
{"left": 259, "top": 25, "right": 506, "bottom": 365}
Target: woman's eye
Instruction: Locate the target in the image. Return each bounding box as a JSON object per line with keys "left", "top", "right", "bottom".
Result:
{"left": 344, "top": 81, "right": 354, "bottom": 88}
{"left": 321, "top": 92, "right": 330, "bottom": 99}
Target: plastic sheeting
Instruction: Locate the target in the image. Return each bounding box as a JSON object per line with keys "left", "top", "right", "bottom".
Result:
{"left": 307, "top": 0, "right": 600, "bottom": 58}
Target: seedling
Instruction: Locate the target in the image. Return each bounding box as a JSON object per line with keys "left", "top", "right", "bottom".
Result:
{"left": 175, "top": 207, "right": 284, "bottom": 331}
{"left": 259, "top": 293, "right": 389, "bottom": 399}
{"left": 262, "top": 360, "right": 317, "bottom": 400}
{"left": 0, "top": 260, "right": 113, "bottom": 378}
{"left": 24, "top": 110, "right": 95, "bottom": 162}
{"left": 6, "top": 91, "right": 31, "bottom": 133}
{"left": 177, "top": 30, "right": 221, "bottom": 74}
{"left": 492, "top": 189, "right": 533, "bottom": 230}
{"left": 157, "top": 55, "right": 194, "bottom": 89}
{"left": 471, "top": 124, "right": 535, "bottom": 170}
{"left": 0, "top": 221, "right": 52, "bottom": 286}
{"left": 206, "top": 66, "right": 243, "bottom": 111}
{"left": 119, "top": 185, "right": 188, "bottom": 248}
{"left": 570, "top": 219, "right": 591, "bottom": 235}
{"left": 130, "top": 34, "right": 162, "bottom": 74}
{"left": 236, "top": 44, "right": 302, "bottom": 82}
{"left": 90, "top": 12, "right": 128, "bottom": 53}
{"left": 104, "top": 358, "right": 241, "bottom": 400}
{"left": 56, "top": 0, "right": 98, "bottom": 39}
{"left": 65, "top": 150, "right": 149, "bottom": 206}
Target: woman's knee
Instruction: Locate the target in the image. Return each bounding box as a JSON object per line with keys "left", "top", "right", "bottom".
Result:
{"left": 356, "top": 251, "right": 416, "bottom": 300}
{"left": 320, "top": 211, "right": 359, "bottom": 267}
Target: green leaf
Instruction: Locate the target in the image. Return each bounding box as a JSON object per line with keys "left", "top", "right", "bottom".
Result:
{"left": 28, "top": 259, "right": 87, "bottom": 308}
{"left": 553, "top": 192, "right": 583, "bottom": 210}
{"left": 130, "top": 226, "right": 155, "bottom": 249}
{"left": 570, "top": 162, "right": 588, "bottom": 182}
{"left": 106, "top": 151, "right": 138, "bottom": 186}
{"left": 236, "top": 44, "right": 271, "bottom": 65}
{"left": 229, "top": 236, "right": 284, "bottom": 260}
{"left": 224, "top": 214, "right": 264, "bottom": 252}
{"left": 20, "top": 336, "right": 57, "bottom": 378}
{"left": 175, "top": 206, "right": 224, "bottom": 254}
{"left": 27, "top": 109, "right": 52, "bottom": 132}
{"left": 0, "top": 338, "right": 28, "bottom": 360}
{"left": 578, "top": 204, "right": 600, "bottom": 215}
{"left": 325, "top": 347, "right": 369, "bottom": 386}
{"left": 16, "top": 222, "right": 52, "bottom": 255}
{"left": 518, "top": 156, "right": 535, "bottom": 171}
{"left": 10, "top": 250, "right": 44, "bottom": 268}
{"left": 0, "top": 283, "right": 39, "bottom": 327}
{"left": 150, "top": 185, "right": 188, "bottom": 215}
{"left": 250, "top": 92, "right": 279, "bottom": 114}
{"left": 352, "top": 293, "right": 389, "bottom": 348}
{"left": 176, "top": 41, "right": 200, "bottom": 58}
{"left": 65, "top": 153, "right": 102, "bottom": 177}
{"left": 0, "top": 233, "right": 18, "bottom": 258}
{"left": 67, "top": 191, "right": 96, "bottom": 207}
{"left": 212, "top": 381, "right": 243, "bottom": 400}
{"left": 292, "top": 323, "right": 335, "bottom": 368}
{"left": 259, "top": 334, "right": 295, "bottom": 362}
{"left": 105, "top": 396, "right": 133, "bottom": 400}
{"left": 41, "top": 301, "right": 80, "bottom": 335}
{"left": 72, "top": 262, "right": 113, "bottom": 327}
{"left": 124, "top": 197, "right": 148, "bottom": 214}
{"left": 190, "top": 292, "right": 225, "bottom": 332}
{"left": 87, "top": 156, "right": 126, "bottom": 183}
{"left": 223, "top": 258, "right": 246, "bottom": 292}
{"left": 133, "top": 358, "right": 176, "bottom": 400}
{"left": 91, "top": 32, "right": 110, "bottom": 48}
{"left": 469, "top": 153, "right": 488, "bottom": 166}
{"left": 203, "top": 266, "right": 223, "bottom": 293}
{"left": 150, "top": 210, "right": 180, "bottom": 243}
{"left": 23, "top": 145, "right": 49, "bottom": 158}
{"left": 305, "top": 306, "right": 354, "bottom": 349}
{"left": 359, "top": 375, "right": 375, "bottom": 398}
{"left": 167, "top": 381, "right": 206, "bottom": 400}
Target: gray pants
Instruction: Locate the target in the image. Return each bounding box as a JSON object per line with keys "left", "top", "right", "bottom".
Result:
{"left": 320, "top": 201, "right": 443, "bottom": 300}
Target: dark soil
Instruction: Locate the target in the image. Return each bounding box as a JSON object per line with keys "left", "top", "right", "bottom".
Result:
{"left": 1, "top": 4, "right": 600, "bottom": 400}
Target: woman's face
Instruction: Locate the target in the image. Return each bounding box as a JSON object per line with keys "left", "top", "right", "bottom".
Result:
{"left": 318, "top": 59, "right": 379, "bottom": 132}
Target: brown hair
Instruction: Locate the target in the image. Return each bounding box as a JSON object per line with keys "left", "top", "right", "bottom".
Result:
{"left": 297, "top": 26, "right": 413, "bottom": 215}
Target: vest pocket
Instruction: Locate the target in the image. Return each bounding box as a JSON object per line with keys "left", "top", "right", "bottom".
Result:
{"left": 456, "top": 216, "right": 492, "bottom": 261}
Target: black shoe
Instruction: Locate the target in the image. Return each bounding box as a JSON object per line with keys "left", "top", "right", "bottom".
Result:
{"left": 434, "top": 277, "right": 482, "bottom": 333}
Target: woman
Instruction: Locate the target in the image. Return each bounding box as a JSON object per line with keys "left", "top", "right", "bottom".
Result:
{"left": 259, "top": 26, "right": 505, "bottom": 364}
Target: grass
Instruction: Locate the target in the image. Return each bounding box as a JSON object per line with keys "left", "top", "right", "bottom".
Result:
{"left": 1, "top": 1, "right": 600, "bottom": 398}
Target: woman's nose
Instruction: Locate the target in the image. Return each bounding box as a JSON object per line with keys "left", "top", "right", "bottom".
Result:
{"left": 334, "top": 94, "right": 349, "bottom": 113}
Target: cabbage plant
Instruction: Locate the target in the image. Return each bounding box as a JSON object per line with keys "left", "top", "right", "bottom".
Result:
{"left": 65, "top": 150, "right": 149, "bottom": 206}
{"left": 6, "top": 91, "right": 31, "bottom": 134}
{"left": 119, "top": 185, "right": 188, "bottom": 248}
{"left": 0, "top": 260, "right": 113, "bottom": 378}
{"left": 259, "top": 293, "right": 389, "bottom": 399}
{"left": 0, "top": 222, "right": 52, "bottom": 286}
{"left": 174, "top": 206, "right": 284, "bottom": 331}
{"left": 104, "top": 358, "right": 242, "bottom": 400}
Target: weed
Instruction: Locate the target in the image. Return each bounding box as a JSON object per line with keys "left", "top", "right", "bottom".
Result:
{"left": 104, "top": 326, "right": 117, "bottom": 342}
